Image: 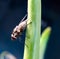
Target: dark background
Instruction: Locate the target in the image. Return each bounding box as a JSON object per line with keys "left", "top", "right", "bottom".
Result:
{"left": 0, "top": 0, "right": 60, "bottom": 59}
{"left": 0, "top": 0, "right": 27, "bottom": 59}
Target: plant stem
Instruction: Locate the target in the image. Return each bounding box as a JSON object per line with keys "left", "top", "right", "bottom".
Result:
{"left": 40, "top": 27, "right": 51, "bottom": 59}
{"left": 23, "top": 0, "right": 41, "bottom": 59}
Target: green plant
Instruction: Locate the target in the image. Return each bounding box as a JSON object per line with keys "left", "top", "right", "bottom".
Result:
{"left": 40, "top": 27, "right": 51, "bottom": 59}
{"left": 23, "top": 0, "right": 51, "bottom": 59}
{"left": 23, "top": 0, "right": 41, "bottom": 59}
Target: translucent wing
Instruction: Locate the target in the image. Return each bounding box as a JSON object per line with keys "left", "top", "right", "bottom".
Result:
{"left": 20, "top": 14, "right": 27, "bottom": 23}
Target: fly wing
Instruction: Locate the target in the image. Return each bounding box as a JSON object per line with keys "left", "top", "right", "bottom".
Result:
{"left": 20, "top": 14, "right": 27, "bottom": 23}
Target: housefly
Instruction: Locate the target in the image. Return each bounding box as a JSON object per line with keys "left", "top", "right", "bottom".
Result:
{"left": 11, "top": 14, "right": 27, "bottom": 40}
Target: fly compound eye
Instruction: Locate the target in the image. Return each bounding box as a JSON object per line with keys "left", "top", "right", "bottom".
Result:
{"left": 11, "top": 34, "right": 17, "bottom": 40}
